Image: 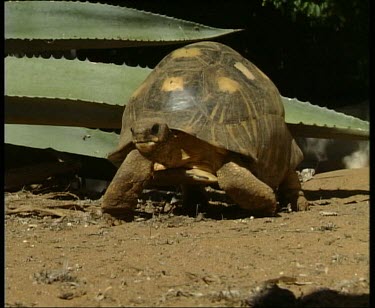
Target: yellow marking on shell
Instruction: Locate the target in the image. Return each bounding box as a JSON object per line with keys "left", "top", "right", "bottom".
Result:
{"left": 241, "top": 121, "right": 253, "bottom": 144}
{"left": 254, "top": 65, "right": 270, "bottom": 80}
{"left": 181, "top": 149, "right": 190, "bottom": 160}
{"left": 226, "top": 125, "right": 244, "bottom": 154}
{"left": 241, "top": 91, "right": 256, "bottom": 119}
{"left": 161, "top": 77, "right": 184, "bottom": 92}
{"left": 217, "top": 76, "right": 240, "bottom": 93}
{"left": 185, "top": 169, "right": 218, "bottom": 183}
{"left": 188, "top": 112, "right": 204, "bottom": 129}
{"left": 234, "top": 62, "right": 255, "bottom": 80}
{"left": 240, "top": 121, "right": 258, "bottom": 160}
{"left": 210, "top": 103, "right": 221, "bottom": 121}
{"left": 154, "top": 163, "right": 166, "bottom": 171}
{"left": 210, "top": 124, "right": 218, "bottom": 144}
{"left": 219, "top": 105, "right": 227, "bottom": 123}
{"left": 171, "top": 47, "right": 202, "bottom": 58}
{"left": 209, "top": 104, "right": 226, "bottom": 124}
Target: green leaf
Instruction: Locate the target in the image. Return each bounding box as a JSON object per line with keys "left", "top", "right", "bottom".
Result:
{"left": 5, "top": 124, "right": 119, "bottom": 159}
{"left": 5, "top": 1, "right": 242, "bottom": 52}
{"left": 5, "top": 56, "right": 151, "bottom": 105}
{"left": 283, "top": 97, "right": 369, "bottom": 140}
{"left": 313, "top": 4, "right": 321, "bottom": 18}
{"left": 5, "top": 56, "right": 151, "bottom": 128}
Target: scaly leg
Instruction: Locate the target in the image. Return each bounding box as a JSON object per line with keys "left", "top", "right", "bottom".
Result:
{"left": 217, "top": 161, "right": 277, "bottom": 217}
{"left": 278, "top": 170, "right": 309, "bottom": 212}
{"left": 102, "top": 149, "right": 153, "bottom": 218}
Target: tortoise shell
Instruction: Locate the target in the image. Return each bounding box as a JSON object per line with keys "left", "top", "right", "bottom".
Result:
{"left": 110, "top": 41, "right": 303, "bottom": 188}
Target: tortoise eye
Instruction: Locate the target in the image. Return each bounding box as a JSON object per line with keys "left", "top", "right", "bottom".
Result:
{"left": 151, "top": 124, "right": 160, "bottom": 135}
{"left": 130, "top": 127, "right": 134, "bottom": 134}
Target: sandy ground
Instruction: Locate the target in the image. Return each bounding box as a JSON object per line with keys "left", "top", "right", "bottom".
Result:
{"left": 5, "top": 168, "right": 369, "bottom": 307}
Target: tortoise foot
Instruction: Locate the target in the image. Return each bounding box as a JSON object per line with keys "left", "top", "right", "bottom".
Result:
{"left": 278, "top": 171, "right": 309, "bottom": 212}
{"left": 102, "top": 149, "right": 153, "bottom": 218}
{"left": 217, "top": 161, "right": 277, "bottom": 217}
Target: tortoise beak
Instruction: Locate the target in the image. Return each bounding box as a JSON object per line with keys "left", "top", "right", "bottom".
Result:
{"left": 135, "top": 141, "right": 157, "bottom": 153}
{"left": 131, "top": 122, "right": 170, "bottom": 153}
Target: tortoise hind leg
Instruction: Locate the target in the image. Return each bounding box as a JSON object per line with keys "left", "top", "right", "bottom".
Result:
{"left": 217, "top": 161, "right": 277, "bottom": 217}
{"left": 102, "top": 149, "right": 153, "bottom": 219}
{"left": 278, "top": 170, "right": 309, "bottom": 212}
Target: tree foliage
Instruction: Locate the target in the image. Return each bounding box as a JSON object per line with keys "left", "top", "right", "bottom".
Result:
{"left": 262, "top": 0, "right": 368, "bottom": 28}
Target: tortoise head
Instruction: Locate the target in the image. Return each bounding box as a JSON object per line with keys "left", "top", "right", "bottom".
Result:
{"left": 130, "top": 119, "right": 171, "bottom": 156}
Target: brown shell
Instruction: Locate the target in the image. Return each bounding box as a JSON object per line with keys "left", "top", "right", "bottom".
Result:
{"left": 111, "top": 41, "right": 303, "bottom": 187}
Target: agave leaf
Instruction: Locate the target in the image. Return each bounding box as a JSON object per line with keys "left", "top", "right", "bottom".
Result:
{"left": 5, "top": 56, "right": 151, "bottom": 105}
{"left": 5, "top": 56, "right": 151, "bottom": 128}
{"left": 5, "top": 1, "right": 242, "bottom": 52}
{"left": 5, "top": 124, "right": 119, "bottom": 159}
{"left": 283, "top": 97, "right": 369, "bottom": 140}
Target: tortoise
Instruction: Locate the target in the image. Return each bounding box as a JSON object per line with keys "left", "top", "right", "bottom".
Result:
{"left": 102, "top": 41, "right": 308, "bottom": 218}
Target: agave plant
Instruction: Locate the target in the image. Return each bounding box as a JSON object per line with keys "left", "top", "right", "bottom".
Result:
{"left": 4, "top": 1, "right": 369, "bottom": 189}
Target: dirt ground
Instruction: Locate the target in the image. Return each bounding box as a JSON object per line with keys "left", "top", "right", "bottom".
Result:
{"left": 5, "top": 167, "right": 370, "bottom": 307}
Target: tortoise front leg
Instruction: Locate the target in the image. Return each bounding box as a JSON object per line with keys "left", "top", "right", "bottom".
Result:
{"left": 217, "top": 161, "right": 277, "bottom": 217}
{"left": 102, "top": 149, "right": 153, "bottom": 218}
{"left": 278, "top": 170, "right": 309, "bottom": 212}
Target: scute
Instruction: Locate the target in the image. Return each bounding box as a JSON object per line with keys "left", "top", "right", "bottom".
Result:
{"left": 217, "top": 76, "right": 241, "bottom": 93}
{"left": 234, "top": 62, "right": 255, "bottom": 80}
{"left": 171, "top": 47, "right": 202, "bottom": 58}
{"left": 161, "top": 77, "right": 185, "bottom": 92}
{"left": 110, "top": 41, "right": 303, "bottom": 188}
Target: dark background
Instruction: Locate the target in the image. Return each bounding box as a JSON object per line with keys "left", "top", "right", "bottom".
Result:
{"left": 77, "top": 0, "right": 370, "bottom": 110}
